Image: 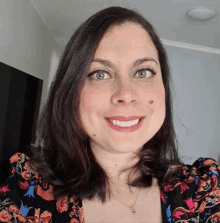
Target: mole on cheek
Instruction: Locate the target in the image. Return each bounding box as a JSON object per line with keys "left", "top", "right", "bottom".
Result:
{"left": 93, "top": 134, "right": 96, "bottom": 137}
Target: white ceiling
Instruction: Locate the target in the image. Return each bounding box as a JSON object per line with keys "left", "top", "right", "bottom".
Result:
{"left": 30, "top": 0, "right": 220, "bottom": 51}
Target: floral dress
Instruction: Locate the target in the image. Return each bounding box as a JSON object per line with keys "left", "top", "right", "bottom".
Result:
{"left": 0, "top": 152, "right": 220, "bottom": 223}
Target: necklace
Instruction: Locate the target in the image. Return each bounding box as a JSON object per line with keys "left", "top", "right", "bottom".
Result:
{"left": 112, "top": 185, "right": 146, "bottom": 214}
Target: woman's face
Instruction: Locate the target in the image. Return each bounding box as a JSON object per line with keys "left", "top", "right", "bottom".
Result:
{"left": 79, "top": 22, "right": 166, "bottom": 155}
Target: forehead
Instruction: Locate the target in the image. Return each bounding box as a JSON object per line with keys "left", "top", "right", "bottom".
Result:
{"left": 94, "top": 22, "right": 159, "bottom": 60}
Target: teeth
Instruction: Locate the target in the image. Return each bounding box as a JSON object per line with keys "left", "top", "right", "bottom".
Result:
{"left": 108, "top": 118, "right": 141, "bottom": 127}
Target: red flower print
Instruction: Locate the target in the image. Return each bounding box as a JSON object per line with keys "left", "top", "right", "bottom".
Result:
{"left": 164, "top": 182, "right": 182, "bottom": 192}
{"left": 185, "top": 176, "right": 195, "bottom": 183}
{"left": 69, "top": 212, "right": 74, "bottom": 218}
{"left": 0, "top": 209, "right": 12, "bottom": 222}
{"left": 56, "top": 196, "right": 69, "bottom": 213}
{"left": 173, "top": 210, "right": 185, "bottom": 219}
{"left": 72, "top": 205, "right": 76, "bottom": 213}
{"left": 196, "top": 195, "right": 202, "bottom": 200}
{"left": 24, "top": 162, "right": 30, "bottom": 171}
{"left": 172, "top": 205, "right": 194, "bottom": 220}
{"left": 17, "top": 214, "right": 26, "bottom": 222}
{"left": 40, "top": 211, "right": 52, "bottom": 223}
{"left": 18, "top": 181, "right": 29, "bottom": 190}
{"left": 197, "top": 177, "right": 210, "bottom": 192}
{"left": 212, "top": 175, "right": 217, "bottom": 188}
{"left": 34, "top": 208, "right": 40, "bottom": 223}
{"left": 9, "top": 153, "right": 20, "bottom": 163}
{"left": 199, "top": 180, "right": 207, "bottom": 187}
{"left": 209, "top": 188, "right": 220, "bottom": 197}
{"left": 21, "top": 171, "right": 30, "bottom": 179}
{"left": 214, "top": 197, "right": 220, "bottom": 203}
{"left": 164, "top": 184, "right": 174, "bottom": 191}
{"left": 198, "top": 201, "right": 206, "bottom": 213}
{"left": 69, "top": 196, "right": 75, "bottom": 203}
{"left": 8, "top": 205, "right": 26, "bottom": 222}
{"left": 210, "top": 167, "right": 217, "bottom": 171}
{"left": 214, "top": 212, "right": 220, "bottom": 221}
{"left": 180, "top": 183, "right": 189, "bottom": 194}
{"left": 70, "top": 218, "right": 79, "bottom": 223}
{"left": 35, "top": 184, "right": 54, "bottom": 201}
{"left": 0, "top": 185, "right": 10, "bottom": 194}
{"left": 204, "top": 159, "right": 215, "bottom": 166}
{"left": 184, "top": 198, "right": 194, "bottom": 210}
{"left": 8, "top": 205, "right": 20, "bottom": 214}
{"left": 164, "top": 174, "right": 194, "bottom": 194}
{"left": 160, "top": 192, "right": 166, "bottom": 204}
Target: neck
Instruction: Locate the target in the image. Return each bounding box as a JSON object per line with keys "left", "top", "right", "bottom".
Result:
{"left": 91, "top": 146, "right": 140, "bottom": 187}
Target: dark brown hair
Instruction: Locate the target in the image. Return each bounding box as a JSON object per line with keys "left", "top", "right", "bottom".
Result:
{"left": 28, "top": 6, "right": 183, "bottom": 203}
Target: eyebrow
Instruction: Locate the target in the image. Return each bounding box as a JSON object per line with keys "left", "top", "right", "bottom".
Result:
{"left": 91, "top": 57, "right": 159, "bottom": 68}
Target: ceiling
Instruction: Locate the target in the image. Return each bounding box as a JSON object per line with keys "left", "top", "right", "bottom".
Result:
{"left": 30, "top": 0, "right": 220, "bottom": 51}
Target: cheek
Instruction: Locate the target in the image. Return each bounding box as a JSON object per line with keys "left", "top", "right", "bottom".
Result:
{"left": 80, "top": 87, "right": 107, "bottom": 115}
{"left": 155, "top": 86, "right": 166, "bottom": 121}
{"left": 157, "top": 87, "right": 166, "bottom": 108}
{"left": 145, "top": 80, "right": 165, "bottom": 105}
{"left": 148, "top": 82, "right": 166, "bottom": 117}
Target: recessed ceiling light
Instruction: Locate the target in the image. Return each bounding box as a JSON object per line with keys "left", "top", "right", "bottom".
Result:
{"left": 187, "top": 6, "right": 216, "bottom": 21}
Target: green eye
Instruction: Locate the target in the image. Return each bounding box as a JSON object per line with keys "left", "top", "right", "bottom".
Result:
{"left": 87, "top": 68, "right": 156, "bottom": 80}
{"left": 135, "top": 68, "right": 156, "bottom": 78}
{"left": 87, "top": 70, "right": 110, "bottom": 79}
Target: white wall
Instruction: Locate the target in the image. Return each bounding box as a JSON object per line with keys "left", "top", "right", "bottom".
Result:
{"left": 0, "top": 0, "right": 62, "bottom": 112}
{"left": 165, "top": 45, "right": 220, "bottom": 164}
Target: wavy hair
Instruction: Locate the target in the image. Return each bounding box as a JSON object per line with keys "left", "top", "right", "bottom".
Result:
{"left": 28, "top": 6, "right": 184, "bottom": 203}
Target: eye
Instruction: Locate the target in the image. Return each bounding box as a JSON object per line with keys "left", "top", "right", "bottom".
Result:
{"left": 87, "top": 70, "right": 110, "bottom": 80}
{"left": 87, "top": 68, "right": 156, "bottom": 80}
{"left": 135, "top": 68, "right": 156, "bottom": 78}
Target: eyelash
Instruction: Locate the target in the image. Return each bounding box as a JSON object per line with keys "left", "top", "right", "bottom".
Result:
{"left": 87, "top": 68, "right": 157, "bottom": 80}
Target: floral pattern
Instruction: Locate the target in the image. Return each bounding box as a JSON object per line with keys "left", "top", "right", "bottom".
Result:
{"left": 0, "top": 153, "right": 220, "bottom": 222}
{"left": 161, "top": 157, "right": 220, "bottom": 223}
{"left": 0, "top": 153, "right": 83, "bottom": 223}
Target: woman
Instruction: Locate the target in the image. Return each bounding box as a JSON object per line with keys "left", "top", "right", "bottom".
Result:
{"left": 1, "top": 6, "right": 220, "bottom": 223}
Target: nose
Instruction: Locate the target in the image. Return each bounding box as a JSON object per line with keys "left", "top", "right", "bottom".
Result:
{"left": 111, "top": 80, "right": 139, "bottom": 105}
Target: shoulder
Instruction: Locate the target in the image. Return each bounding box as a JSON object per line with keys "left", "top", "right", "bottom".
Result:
{"left": 162, "top": 157, "right": 220, "bottom": 192}
{"left": 0, "top": 152, "right": 54, "bottom": 222}
{"left": 0, "top": 152, "right": 83, "bottom": 223}
{"left": 161, "top": 157, "right": 220, "bottom": 222}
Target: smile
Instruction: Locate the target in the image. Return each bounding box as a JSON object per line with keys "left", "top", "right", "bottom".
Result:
{"left": 107, "top": 118, "right": 141, "bottom": 127}
{"left": 105, "top": 117, "right": 144, "bottom": 132}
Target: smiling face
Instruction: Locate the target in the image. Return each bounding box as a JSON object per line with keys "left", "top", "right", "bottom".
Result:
{"left": 79, "top": 22, "right": 166, "bottom": 155}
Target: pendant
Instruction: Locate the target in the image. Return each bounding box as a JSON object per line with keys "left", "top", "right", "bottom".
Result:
{"left": 131, "top": 206, "right": 136, "bottom": 214}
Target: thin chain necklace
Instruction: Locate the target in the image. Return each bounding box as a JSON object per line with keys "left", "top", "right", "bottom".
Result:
{"left": 111, "top": 185, "right": 149, "bottom": 214}
{"left": 117, "top": 187, "right": 141, "bottom": 214}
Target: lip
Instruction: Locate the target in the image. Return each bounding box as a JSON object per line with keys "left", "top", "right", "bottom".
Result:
{"left": 105, "top": 117, "right": 144, "bottom": 132}
{"left": 106, "top": 116, "right": 144, "bottom": 122}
